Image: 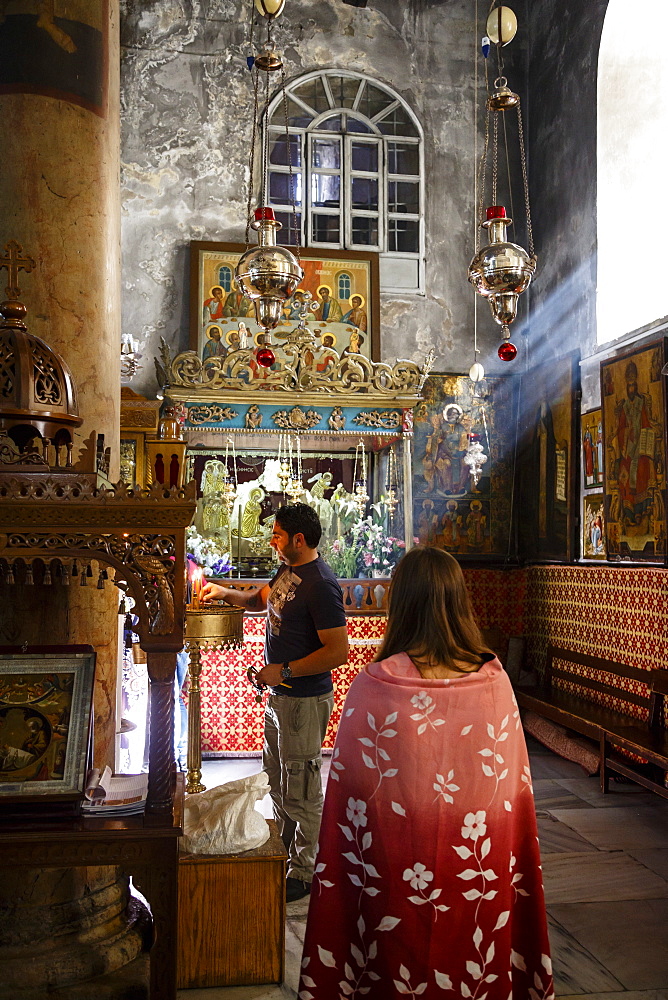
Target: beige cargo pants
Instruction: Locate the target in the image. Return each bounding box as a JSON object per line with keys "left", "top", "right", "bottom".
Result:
{"left": 263, "top": 691, "right": 334, "bottom": 883}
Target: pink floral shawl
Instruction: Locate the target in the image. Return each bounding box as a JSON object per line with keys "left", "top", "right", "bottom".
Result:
{"left": 299, "top": 653, "right": 553, "bottom": 1000}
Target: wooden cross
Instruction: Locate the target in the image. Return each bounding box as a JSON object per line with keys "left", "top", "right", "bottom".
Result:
{"left": 0, "top": 240, "right": 36, "bottom": 299}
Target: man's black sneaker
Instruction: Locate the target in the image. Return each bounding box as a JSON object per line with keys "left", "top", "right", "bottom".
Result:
{"left": 286, "top": 876, "right": 311, "bottom": 902}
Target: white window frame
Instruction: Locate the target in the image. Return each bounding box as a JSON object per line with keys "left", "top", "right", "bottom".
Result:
{"left": 264, "top": 70, "right": 425, "bottom": 294}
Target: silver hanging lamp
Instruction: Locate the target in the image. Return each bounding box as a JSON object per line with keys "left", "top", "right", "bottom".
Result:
{"left": 235, "top": 0, "right": 303, "bottom": 365}
{"left": 467, "top": 5, "right": 536, "bottom": 362}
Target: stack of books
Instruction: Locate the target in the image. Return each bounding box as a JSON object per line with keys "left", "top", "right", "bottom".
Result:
{"left": 82, "top": 766, "right": 148, "bottom": 816}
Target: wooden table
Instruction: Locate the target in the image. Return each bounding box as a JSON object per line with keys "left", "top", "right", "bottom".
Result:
{"left": 0, "top": 775, "right": 184, "bottom": 1000}
{"left": 178, "top": 819, "right": 287, "bottom": 989}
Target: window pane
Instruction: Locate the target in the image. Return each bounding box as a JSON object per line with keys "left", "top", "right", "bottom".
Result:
{"left": 269, "top": 133, "right": 302, "bottom": 167}
{"left": 328, "top": 75, "right": 360, "bottom": 108}
{"left": 312, "top": 139, "right": 340, "bottom": 169}
{"left": 274, "top": 212, "right": 302, "bottom": 245}
{"left": 312, "top": 214, "right": 341, "bottom": 243}
{"left": 351, "top": 177, "right": 378, "bottom": 211}
{"left": 388, "top": 141, "right": 419, "bottom": 175}
{"left": 357, "top": 82, "right": 395, "bottom": 119}
{"left": 218, "top": 266, "right": 232, "bottom": 292}
{"left": 388, "top": 180, "right": 419, "bottom": 214}
{"left": 292, "top": 77, "right": 330, "bottom": 114}
{"left": 347, "top": 116, "right": 372, "bottom": 134}
{"left": 377, "top": 105, "right": 419, "bottom": 136}
{"left": 338, "top": 272, "right": 352, "bottom": 300}
{"left": 352, "top": 216, "right": 379, "bottom": 246}
{"left": 316, "top": 114, "right": 342, "bottom": 131}
{"left": 351, "top": 142, "right": 378, "bottom": 172}
{"left": 269, "top": 171, "right": 302, "bottom": 206}
{"left": 311, "top": 174, "right": 340, "bottom": 207}
{"left": 388, "top": 218, "right": 420, "bottom": 253}
{"left": 271, "top": 98, "right": 313, "bottom": 128}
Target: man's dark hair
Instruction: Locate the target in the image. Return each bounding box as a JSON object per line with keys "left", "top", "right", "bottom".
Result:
{"left": 275, "top": 503, "right": 322, "bottom": 547}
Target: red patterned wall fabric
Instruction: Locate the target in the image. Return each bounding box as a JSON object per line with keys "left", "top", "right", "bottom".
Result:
{"left": 525, "top": 565, "right": 668, "bottom": 722}
{"left": 199, "top": 565, "right": 668, "bottom": 753}
{"left": 200, "top": 615, "right": 388, "bottom": 754}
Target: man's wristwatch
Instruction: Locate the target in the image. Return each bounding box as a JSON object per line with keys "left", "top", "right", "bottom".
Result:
{"left": 281, "top": 661, "right": 292, "bottom": 681}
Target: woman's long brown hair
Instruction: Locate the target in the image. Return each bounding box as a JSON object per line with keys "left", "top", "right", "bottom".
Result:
{"left": 374, "top": 546, "right": 492, "bottom": 673}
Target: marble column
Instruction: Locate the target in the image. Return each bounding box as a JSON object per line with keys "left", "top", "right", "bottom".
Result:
{"left": 0, "top": 7, "right": 150, "bottom": 997}
{"left": 0, "top": 0, "right": 121, "bottom": 767}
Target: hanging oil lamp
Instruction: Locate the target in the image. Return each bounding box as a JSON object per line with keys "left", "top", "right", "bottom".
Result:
{"left": 221, "top": 438, "right": 238, "bottom": 518}
{"left": 385, "top": 445, "right": 399, "bottom": 525}
{"left": 236, "top": 207, "right": 302, "bottom": 333}
{"left": 353, "top": 439, "right": 369, "bottom": 519}
{"left": 286, "top": 433, "right": 305, "bottom": 502}
{"left": 463, "top": 434, "right": 488, "bottom": 488}
{"left": 468, "top": 205, "right": 535, "bottom": 360}
{"left": 277, "top": 432, "right": 292, "bottom": 495}
{"left": 468, "top": 7, "right": 536, "bottom": 362}
{"left": 236, "top": 0, "right": 303, "bottom": 345}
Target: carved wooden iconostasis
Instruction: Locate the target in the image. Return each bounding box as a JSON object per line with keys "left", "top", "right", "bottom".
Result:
{"left": 159, "top": 336, "right": 433, "bottom": 580}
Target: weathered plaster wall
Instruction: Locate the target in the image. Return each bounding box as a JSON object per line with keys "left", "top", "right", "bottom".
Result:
{"left": 525, "top": 0, "right": 608, "bottom": 409}
{"left": 120, "top": 0, "right": 521, "bottom": 396}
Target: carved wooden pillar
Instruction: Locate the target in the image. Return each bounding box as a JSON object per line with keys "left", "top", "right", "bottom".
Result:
{"left": 146, "top": 651, "right": 178, "bottom": 814}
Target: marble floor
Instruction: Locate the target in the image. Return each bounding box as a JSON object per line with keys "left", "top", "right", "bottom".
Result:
{"left": 177, "top": 740, "right": 668, "bottom": 1000}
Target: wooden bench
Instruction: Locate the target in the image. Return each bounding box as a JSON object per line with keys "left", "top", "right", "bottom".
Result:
{"left": 515, "top": 645, "right": 668, "bottom": 800}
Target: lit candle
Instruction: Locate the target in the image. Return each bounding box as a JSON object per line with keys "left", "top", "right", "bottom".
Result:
{"left": 192, "top": 568, "right": 203, "bottom": 608}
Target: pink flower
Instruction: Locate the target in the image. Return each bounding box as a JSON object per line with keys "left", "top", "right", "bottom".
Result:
{"left": 363, "top": 551, "right": 374, "bottom": 566}
{"left": 397, "top": 541, "right": 406, "bottom": 549}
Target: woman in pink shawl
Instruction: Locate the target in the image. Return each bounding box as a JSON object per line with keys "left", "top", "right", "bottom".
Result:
{"left": 299, "top": 547, "right": 553, "bottom": 1000}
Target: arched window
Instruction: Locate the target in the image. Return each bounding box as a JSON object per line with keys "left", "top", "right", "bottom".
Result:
{"left": 337, "top": 271, "right": 352, "bottom": 301}
{"left": 597, "top": 0, "right": 668, "bottom": 343}
{"left": 265, "top": 70, "right": 424, "bottom": 293}
{"left": 218, "top": 266, "right": 232, "bottom": 292}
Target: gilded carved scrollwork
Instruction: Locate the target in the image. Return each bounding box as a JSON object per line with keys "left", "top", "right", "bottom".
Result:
{"left": 272, "top": 406, "right": 322, "bottom": 430}
{"left": 352, "top": 409, "right": 403, "bottom": 429}
{"left": 165, "top": 342, "right": 433, "bottom": 399}
{"left": 187, "top": 405, "right": 238, "bottom": 426}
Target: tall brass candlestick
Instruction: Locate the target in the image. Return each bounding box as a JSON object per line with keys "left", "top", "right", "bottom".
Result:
{"left": 184, "top": 603, "right": 245, "bottom": 794}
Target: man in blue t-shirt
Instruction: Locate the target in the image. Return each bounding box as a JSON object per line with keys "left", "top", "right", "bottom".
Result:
{"left": 202, "top": 503, "right": 349, "bottom": 901}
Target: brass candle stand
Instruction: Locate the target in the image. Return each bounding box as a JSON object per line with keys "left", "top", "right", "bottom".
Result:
{"left": 183, "top": 602, "right": 245, "bottom": 794}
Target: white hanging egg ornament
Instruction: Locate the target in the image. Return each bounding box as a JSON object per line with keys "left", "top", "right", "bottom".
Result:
{"left": 254, "top": 0, "right": 286, "bottom": 18}
{"left": 486, "top": 6, "right": 517, "bottom": 46}
{"left": 469, "top": 362, "right": 485, "bottom": 383}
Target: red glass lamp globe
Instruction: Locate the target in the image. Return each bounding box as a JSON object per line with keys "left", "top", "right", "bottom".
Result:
{"left": 498, "top": 341, "right": 517, "bottom": 362}
{"left": 256, "top": 347, "right": 275, "bottom": 368}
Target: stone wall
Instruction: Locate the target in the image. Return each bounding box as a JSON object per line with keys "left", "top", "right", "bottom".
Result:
{"left": 525, "top": 0, "right": 609, "bottom": 408}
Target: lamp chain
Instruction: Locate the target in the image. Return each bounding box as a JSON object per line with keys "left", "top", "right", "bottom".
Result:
{"left": 260, "top": 58, "right": 270, "bottom": 211}
{"left": 516, "top": 101, "right": 534, "bottom": 258}
{"left": 245, "top": 65, "right": 261, "bottom": 247}
{"left": 476, "top": 101, "right": 491, "bottom": 240}
{"left": 501, "top": 108, "right": 517, "bottom": 233}
{"left": 280, "top": 65, "right": 301, "bottom": 263}
{"left": 491, "top": 110, "right": 499, "bottom": 207}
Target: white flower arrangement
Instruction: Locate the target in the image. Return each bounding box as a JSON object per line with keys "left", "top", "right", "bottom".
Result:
{"left": 186, "top": 526, "right": 232, "bottom": 576}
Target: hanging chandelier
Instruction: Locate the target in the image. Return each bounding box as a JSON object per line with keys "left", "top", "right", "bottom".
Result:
{"left": 467, "top": 5, "right": 536, "bottom": 363}
{"left": 463, "top": 434, "right": 488, "bottom": 487}
{"left": 235, "top": 0, "right": 303, "bottom": 366}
